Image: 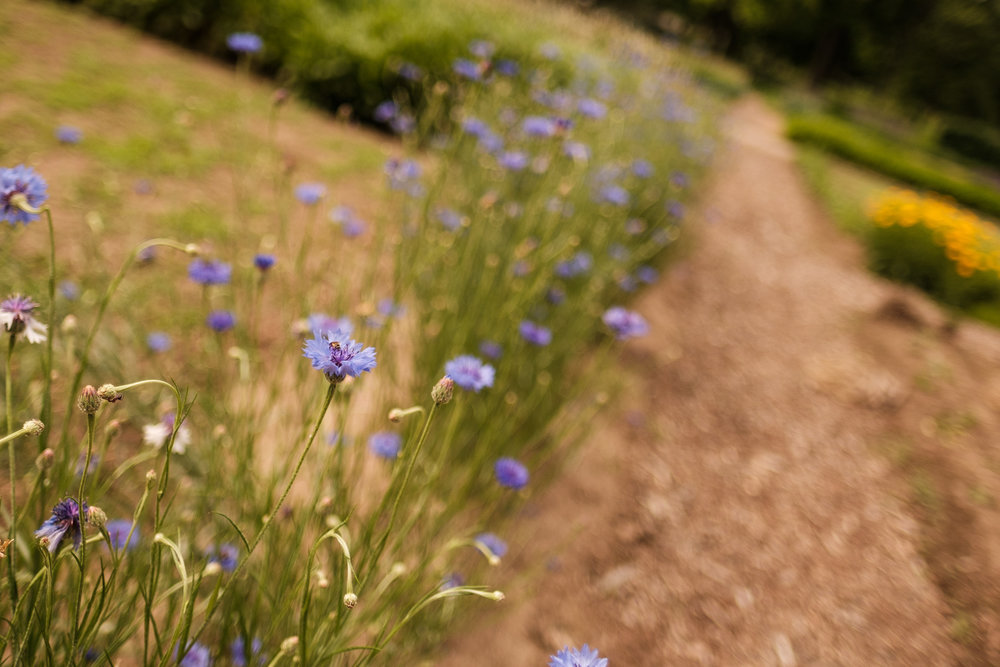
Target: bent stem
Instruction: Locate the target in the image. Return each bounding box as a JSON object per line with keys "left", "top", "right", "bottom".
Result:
{"left": 5, "top": 334, "right": 17, "bottom": 607}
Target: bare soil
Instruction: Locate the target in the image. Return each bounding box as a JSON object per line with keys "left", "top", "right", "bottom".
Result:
{"left": 439, "top": 97, "right": 1000, "bottom": 666}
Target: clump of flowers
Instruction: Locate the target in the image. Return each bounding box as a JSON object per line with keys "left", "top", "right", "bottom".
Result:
{"left": 0, "top": 294, "right": 47, "bottom": 343}
{"left": 302, "top": 327, "right": 376, "bottom": 383}
{"left": 1, "top": 165, "right": 48, "bottom": 225}
{"left": 519, "top": 320, "right": 552, "bottom": 346}
{"left": 548, "top": 644, "right": 608, "bottom": 667}
{"left": 444, "top": 355, "right": 495, "bottom": 392}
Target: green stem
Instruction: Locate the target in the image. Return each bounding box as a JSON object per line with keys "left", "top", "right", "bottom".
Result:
{"left": 6, "top": 334, "right": 17, "bottom": 608}
{"left": 40, "top": 207, "right": 56, "bottom": 452}
{"left": 71, "top": 412, "right": 96, "bottom": 658}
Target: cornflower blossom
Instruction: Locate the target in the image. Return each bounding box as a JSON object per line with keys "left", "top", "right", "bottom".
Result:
{"left": 554, "top": 251, "right": 593, "bottom": 279}
{"left": 636, "top": 265, "right": 659, "bottom": 284}
{"left": 602, "top": 307, "right": 649, "bottom": 340}
{"left": 377, "top": 298, "right": 404, "bottom": 318}
{"left": 469, "top": 39, "right": 495, "bottom": 59}
{"left": 302, "top": 327, "right": 376, "bottom": 383}
{"left": 522, "top": 116, "right": 557, "bottom": 138}
{"left": 146, "top": 331, "right": 172, "bottom": 353}
{"left": 618, "top": 274, "right": 638, "bottom": 292}
{"left": 206, "top": 310, "right": 236, "bottom": 332}
{"left": 175, "top": 641, "right": 212, "bottom": 667}
{"left": 35, "top": 499, "right": 86, "bottom": 553}
{"left": 56, "top": 125, "right": 83, "bottom": 144}
{"left": 479, "top": 340, "right": 502, "bottom": 360}
{"left": 475, "top": 533, "right": 508, "bottom": 559}
{"left": 478, "top": 131, "right": 504, "bottom": 154}
{"left": 462, "top": 117, "right": 489, "bottom": 138}
{"left": 440, "top": 572, "right": 464, "bottom": 591}
{"left": 294, "top": 183, "right": 326, "bottom": 205}
{"left": 231, "top": 637, "right": 264, "bottom": 667}
{"left": 330, "top": 205, "right": 367, "bottom": 238}
{"left": 188, "top": 258, "right": 231, "bottom": 285}
{"left": 1, "top": 165, "right": 48, "bottom": 225}
{"left": 671, "top": 171, "right": 689, "bottom": 189}
{"left": 548, "top": 644, "right": 608, "bottom": 667}
{"left": 384, "top": 158, "right": 422, "bottom": 193}
{"left": 598, "top": 185, "right": 630, "bottom": 207}
{"left": 373, "top": 100, "right": 398, "bottom": 123}
{"left": 519, "top": 320, "right": 551, "bottom": 346}
{"left": 444, "top": 355, "right": 495, "bottom": 392}
{"left": 667, "top": 201, "right": 685, "bottom": 220}
{"left": 495, "top": 59, "right": 520, "bottom": 76}
{"left": 577, "top": 98, "right": 607, "bottom": 119}
{"left": 494, "top": 457, "right": 529, "bottom": 489}
{"left": 453, "top": 58, "right": 482, "bottom": 80}
{"left": 227, "top": 32, "right": 263, "bottom": 54}
{"left": 390, "top": 113, "right": 415, "bottom": 135}
{"left": 368, "top": 432, "right": 401, "bottom": 460}
{"left": 563, "top": 141, "right": 590, "bottom": 161}
{"left": 253, "top": 254, "right": 275, "bottom": 271}
{"left": 436, "top": 208, "right": 463, "bottom": 231}
{"left": 0, "top": 294, "right": 47, "bottom": 343}
{"left": 207, "top": 543, "right": 239, "bottom": 572}
{"left": 143, "top": 413, "right": 192, "bottom": 454}
{"left": 397, "top": 62, "right": 423, "bottom": 81}
{"left": 632, "top": 159, "right": 653, "bottom": 178}
{"left": 499, "top": 151, "right": 529, "bottom": 171}
{"left": 105, "top": 520, "right": 139, "bottom": 551}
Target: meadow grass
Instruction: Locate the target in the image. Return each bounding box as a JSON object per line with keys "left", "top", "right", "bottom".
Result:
{"left": 0, "top": 1, "right": 722, "bottom": 664}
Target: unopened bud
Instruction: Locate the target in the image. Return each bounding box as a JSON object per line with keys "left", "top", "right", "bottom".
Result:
{"left": 431, "top": 376, "right": 454, "bottom": 405}
{"left": 491, "top": 590, "right": 505, "bottom": 601}
{"left": 388, "top": 408, "right": 404, "bottom": 423}
{"left": 87, "top": 506, "right": 107, "bottom": 528}
{"left": 343, "top": 593, "right": 358, "bottom": 608}
{"left": 78, "top": 386, "right": 101, "bottom": 414}
{"left": 184, "top": 243, "right": 201, "bottom": 256}
{"left": 35, "top": 448, "right": 55, "bottom": 470}
{"left": 97, "top": 384, "right": 123, "bottom": 403}
{"left": 22, "top": 419, "right": 44, "bottom": 436}
{"left": 61, "top": 315, "right": 78, "bottom": 334}
{"left": 145, "top": 469, "right": 157, "bottom": 488}
{"left": 203, "top": 562, "right": 222, "bottom": 577}
{"left": 37, "top": 536, "right": 50, "bottom": 549}
{"left": 315, "top": 569, "right": 329, "bottom": 589}
{"left": 280, "top": 636, "right": 299, "bottom": 653}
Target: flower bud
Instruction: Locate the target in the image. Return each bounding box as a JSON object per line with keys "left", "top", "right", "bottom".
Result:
{"left": 35, "top": 448, "right": 54, "bottom": 470}
{"left": 87, "top": 506, "right": 107, "bottom": 528}
{"left": 203, "top": 562, "right": 223, "bottom": 577}
{"left": 97, "top": 384, "right": 123, "bottom": 403}
{"left": 37, "top": 536, "right": 50, "bottom": 550}
{"left": 78, "top": 386, "right": 101, "bottom": 414}
{"left": 145, "top": 469, "right": 157, "bottom": 488}
{"left": 22, "top": 419, "right": 44, "bottom": 436}
{"left": 388, "top": 408, "right": 404, "bottom": 423}
{"left": 61, "top": 315, "right": 78, "bottom": 334}
{"left": 184, "top": 243, "right": 201, "bottom": 256}
{"left": 104, "top": 419, "right": 122, "bottom": 437}
{"left": 280, "top": 636, "right": 299, "bottom": 653}
{"left": 431, "top": 376, "right": 454, "bottom": 405}
{"left": 343, "top": 593, "right": 358, "bottom": 608}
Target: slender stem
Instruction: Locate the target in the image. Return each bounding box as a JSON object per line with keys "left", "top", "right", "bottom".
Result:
{"left": 71, "top": 412, "right": 96, "bottom": 658}
{"left": 6, "top": 334, "right": 17, "bottom": 607}
{"left": 40, "top": 207, "right": 56, "bottom": 452}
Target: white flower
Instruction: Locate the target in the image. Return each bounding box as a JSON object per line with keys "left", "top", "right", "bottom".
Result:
{"left": 0, "top": 294, "right": 47, "bottom": 344}
{"left": 142, "top": 416, "right": 191, "bottom": 454}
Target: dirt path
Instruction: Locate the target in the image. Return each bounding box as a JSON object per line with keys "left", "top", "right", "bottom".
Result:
{"left": 437, "top": 97, "right": 968, "bottom": 665}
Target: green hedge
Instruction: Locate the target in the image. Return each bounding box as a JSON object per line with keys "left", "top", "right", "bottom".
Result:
{"left": 786, "top": 114, "right": 1000, "bottom": 219}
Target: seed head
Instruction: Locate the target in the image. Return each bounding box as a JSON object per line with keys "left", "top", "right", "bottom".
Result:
{"left": 343, "top": 593, "right": 358, "bottom": 608}
{"left": 22, "top": 419, "right": 44, "bottom": 436}
{"left": 97, "top": 384, "right": 123, "bottom": 403}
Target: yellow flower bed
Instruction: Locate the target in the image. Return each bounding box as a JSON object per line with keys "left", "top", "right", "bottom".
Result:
{"left": 869, "top": 189, "right": 1000, "bottom": 278}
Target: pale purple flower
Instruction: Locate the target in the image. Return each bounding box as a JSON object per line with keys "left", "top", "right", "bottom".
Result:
{"left": 462, "top": 117, "right": 489, "bottom": 138}
{"left": 398, "top": 62, "right": 423, "bottom": 81}
{"left": 469, "top": 40, "right": 495, "bottom": 59}
{"left": 302, "top": 327, "right": 376, "bottom": 382}
{"left": 495, "top": 59, "right": 520, "bottom": 76}
{"left": 206, "top": 310, "right": 236, "bottom": 333}
{"left": 146, "top": 331, "right": 172, "bottom": 353}
{"left": 554, "top": 251, "right": 592, "bottom": 279}
{"left": 35, "top": 499, "right": 86, "bottom": 553}
{"left": 188, "top": 259, "right": 231, "bottom": 286}
{"left": 227, "top": 32, "right": 262, "bottom": 54}
{"left": 476, "top": 532, "right": 508, "bottom": 559}
{"left": 1, "top": 165, "right": 48, "bottom": 225}
{"left": 59, "top": 280, "right": 80, "bottom": 300}
{"left": 206, "top": 543, "right": 239, "bottom": 572}
{"left": 548, "top": 644, "right": 608, "bottom": 667}
{"left": 330, "top": 205, "right": 367, "bottom": 237}
{"left": 494, "top": 457, "right": 529, "bottom": 489}
{"left": 632, "top": 159, "right": 653, "bottom": 178}
{"left": 598, "top": 185, "right": 630, "bottom": 207}
{"left": 0, "top": 294, "right": 47, "bottom": 343}
{"left": 105, "top": 520, "right": 139, "bottom": 551}
{"left": 602, "top": 307, "right": 649, "bottom": 340}
{"left": 306, "top": 314, "right": 352, "bottom": 337}
{"left": 499, "top": 151, "right": 529, "bottom": 171}
{"left": 56, "top": 125, "right": 83, "bottom": 144}
{"left": 636, "top": 265, "right": 658, "bottom": 284}
{"left": 384, "top": 158, "right": 422, "bottom": 193}
{"left": 368, "top": 432, "right": 401, "bottom": 460}
{"left": 435, "top": 208, "right": 463, "bottom": 231}
{"left": 175, "top": 641, "right": 212, "bottom": 667}
{"left": 522, "top": 116, "right": 557, "bottom": 138}
{"left": 440, "top": 572, "right": 464, "bottom": 591}
{"left": 563, "top": 141, "right": 590, "bottom": 161}
{"left": 295, "top": 183, "right": 326, "bottom": 205}
{"left": 444, "top": 355, "right": 495, "bottom": 392}
{"left": 479, "top": 340, "right": 502, "bottom": 359}
{"left": 453, "top": 58, "right": 482, "bottom": 80}
{"left": 577, "top": 98, "right": 607, "bottom": 119}
{"left": 373, "top": 100, "right": 398, "bottom": 123}
{"left": 231, "top": 637, "right": 264, "bottom": 667}
{"left": 519, "top": 320, "right": 551, "bottom": 346}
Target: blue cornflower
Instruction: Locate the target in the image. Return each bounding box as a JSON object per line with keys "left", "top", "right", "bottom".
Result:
{"left": 522, "top": 116, "right": 557, "bottom": 138}
{"left": 478, "top": 131, "right": 504, "bottom": 154}
{"left": 175, "top": 641, "right": 212, "bottom": 667}
{"left": 494, "top": 457, "right": 529, "bottom": 490}
{"left": 563, "top": 141, "right": 591, "bottom": 161}
{"left": 377, "top": 298, "right": 404, "bottom": 317}
{"left": 330, "top": 205, "right": 368, "bottom": 238}
{"left": 519, "top": 320, "right": 551, "bottom": 346}
{"left": 479, "top": 340, "right": 502, "bottom": 360}
{"left": 1, "top": 165, "right": 48, "bottom": 225}
{"left": 188, "top": 258, "right": 231, "bottom": 286}
{"left": 440, "top": 572, "right": 464, "bottom": 591}
{"left": 35, "top": 498, "right": 87, "bottom": 553}
{"left": 435, "top": 207, "right": 463, "bottom": 231}
{"left": 453, "top": 58, "right": 482, "bottom": 80}
{"left": 554, "top": 251, "right": 593, "bottom": 279}
{"left": 105, "top": 519, "right": 139, "bottom": 551}
{"left": 231, "top": 637, "right": 264, "bottom": 667}
{"left": 618, "top": 274, "right": 638, "bottom": 292}
{"left": 384, "top": 158, "right": 422, "bottom": 192}
{"left": 475, "top": 532, "right": 508, "bottom": 559}
{"left": 306, "top": 313, "right": 352, "bottom": 336}
{"left": 602, "top": 307, "right": 649, "bottom": 340}
{"left": 636, "top": 265, "right": 658, "bottom": 284}
{"left": 227, "top": 32, "right": 262, "bottom": 54}
{"left": 303, "top": 327, "right": 376, "bottom": 383}
{"left": 577, "top": 98, "right": 607, "bottom": 119}
{"left": 546, "top": 287, "right": 565, "bottom": 305}
{"left": 632, "top": 159, "right": 653, "bottom": 178}
{"left": 499, "top": 151, "right": 529, "bottom": 171}
{"left": 390, "top": 113, "right": 415, "bottom": 135}
{"left": 598, "top": 185, "right": 630, "bottom": 207}
{"left": 295, "top": 182, "right": 326, "bottom": 205}
{"left": 444, "top": 355, "right": 495, "bottom": 392}
{"left": 0, "top": 294, "right": 47, "bottom": 344}
{"left": 671, "top": 171, "right": 689, "bottom": 189}
{"left": 495, "top": 59, "right": 520, "bottom": 76}
{"left": 56, "top": 125, "right": 83, "bottom": 144}
{"left": 368, "top": 432, "right": 401, "bottom": 460}
{"left": 147, "top": 331, "right": 172, "bottom": 353}
{"left": 462, "top": 117, "right": 489, "bottom": 138}
{"left": 373, "top": 100, "right": 398, "bottom": 123}
{"left": 253, "top": 254, "right": 275, "bottom": 271}
{"left": 548, "top": 644, "right": 608, "bottom": 667}
{"left": 207, "top": 543, "right": 239, "bottom": 572}
{"left": 667, "top": 200, "right": 685, "bottom": 219}
{"left": 397, "top": 62, "right": 423, "bottom": 81}
{"left": 206, "top": 310, "right": 236, "bottom": 333}
{"left": 59, "top": 280, "right": 80, "bottom": 300}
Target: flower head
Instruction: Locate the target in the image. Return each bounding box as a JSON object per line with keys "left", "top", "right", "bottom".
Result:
{"left": 479, "top": 340, "right": 502, "bottom": 360}
{"left": 0, "top": 294, "right": 46, "bottom": 343}
{"left": 1, "top": 165, "right": 48, "bottom": 225}
{"left": 440, "top": 572, "right": 465, "bottom": 591}
{"left": 207, "top": 543, "right": 239, "bottom": 572}
{"left": 453, "top": 58, "right": 482, "bottom": 81}
{"left": 469, "top": 39, "right": 495, "bottom": 59}
{"left": 35, "top": 498, "right": 87, "bottom": 553}
{"left": 105, "top": 519, "right": 139, "bottom": 551}
{"left": 499, "top": 151, "right": 529, "bottom": 171}
{"left": 598, "top": 184, "right": 630, "bottom": 207}
{"left": 577, "top": 98, "right": 607, "bottom": 119}
{"left": 295, "top": 182, "right": 326, "bottom": 205}
{"left": 227, "top": 32, "right": 262, "bottom": 54}
{"left": 475, "top": 532, "right": 508, "bottom": 559}
{"left": 548, "top": 644, "right": 608, "bottom": 667}
{"left": 494, "top": 457, "right": 529, "bottom": 489}
{"left": 146, "top": 331, "right": 172, "bottom": 353}
{"left": 253, "top": 254, "right": 276, "bottom": 271}
{"left": 143, "top": 413, "right": 192, "bottom": 454}
{"left": 435, "top": 207, "right": 464, "bottom": 231}
{"left": 522, "top": 116, "right": 557, "bottom": 138}
{"left": 554, "top": 251, "right": 593, "bottom": 279}
{"left": 188, "top": 258, "right": 231, "bottom": 286}
{"left": 206, "top": 310, "right": 236, "bottom": 332}
{"left": 368, "top": 432, "right": 401, "bottom": 460}
{"left": 174, "top": 641, "right": 212, "bottom": 667}
{"left": 444, "top": 355, "right": 495, "bottom": 392}
{"left": 519, "top": 320, "right": 551, "bottom": 346}
{"left": 602, "top": 307, "right": 649, "bottom": 340}
{"left": 373, "top": 100, "right": 398, "bottom": 124}
{"left": 56, "top": 125, "right": 83, "bottom": 144}
{"left": 495, "top": 59, "right": 520, "bottom": 76}
{"left": 303, "top": 327, "right": 376, "bottom": 383}
{"left": 59, "top": 280, "right": 80, "bottom": 300}
{"left": 231, "top": 637, "right": 264, "bottom": 667}
{"left": 631, "top": 159, "right": 653, "bottom": 178}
